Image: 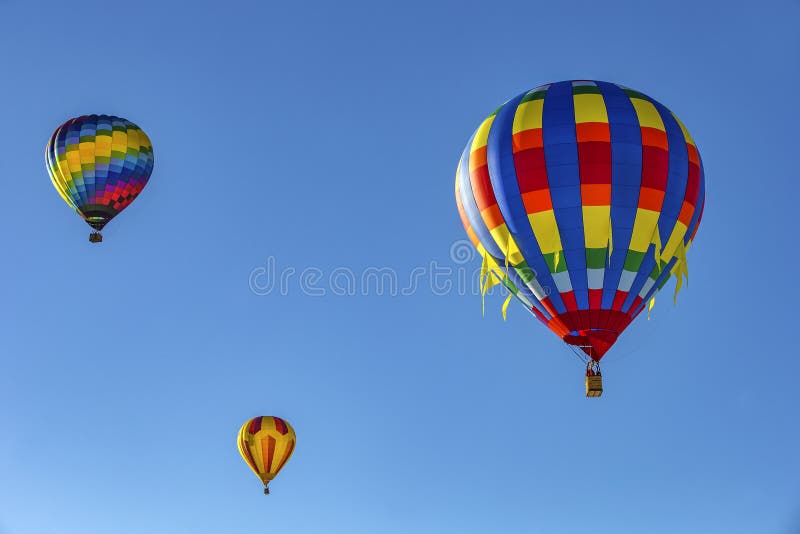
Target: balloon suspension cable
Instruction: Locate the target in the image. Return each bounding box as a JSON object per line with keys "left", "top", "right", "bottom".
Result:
{"left": 567, "top": 344, "right": 590, "bottom": 364}
{"left": 89, "top": 232, "right": 103, "bottom": 243}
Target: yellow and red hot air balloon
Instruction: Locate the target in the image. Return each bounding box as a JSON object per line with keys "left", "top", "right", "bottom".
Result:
{"left": 237, "top": 416, "right": 296, "bottom": 494}
{"left": 455, "top": 80, "right": 705, "bottom": 396}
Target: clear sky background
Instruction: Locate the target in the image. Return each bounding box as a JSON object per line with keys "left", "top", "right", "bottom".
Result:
{"left": 0, "top": 1, "right": 798, "bottom": 533}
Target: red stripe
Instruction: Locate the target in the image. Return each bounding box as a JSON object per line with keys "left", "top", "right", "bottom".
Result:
{"left": 560, "top": 291, "right": 578, "bottom": 312}
{"left": 639, "top": 146, "right": 669, "bottom": 191}
{"left": 274, "top": 440, "right": 295, "bottom": 475}
{"left": 588, "top": 289, "right": 603, "bottom": 309}
{"left": 577, "top": 141, "right": 612, "bottom": 185}
{"left": 469, "top": 164, "right": 497, "bottom": 212}
{"left": 514, "top": 147, "right": 549, "bottom": 193}
{"left": 684, "top": 162, "right": 700, "bottom": 205}
{"left": 273, "top": 417, "right": 288, "bottom": 435}
{"left": 249, "top": 417, "right": 262, "bottom": 434}
{"left": 240, "top": 435, "right": 258, "bottom": 472}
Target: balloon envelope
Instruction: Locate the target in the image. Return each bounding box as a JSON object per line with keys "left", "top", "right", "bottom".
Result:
{"left": 455, "top": 80, "right": 705, "bottom": 360}
{"left": 46, "top": 114, "right": 154, "bottom": 232}
{"left": 238, "top": 416, "right": 296, "bottom": 491}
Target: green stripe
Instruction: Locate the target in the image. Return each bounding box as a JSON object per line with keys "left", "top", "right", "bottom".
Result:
{"left": 542, "top": 252, "right": 569, "bottom": 273}
{"left": 585, "top": 247, "right": 608, "bottom": 269}
{"left": 573, "top": 86, "right": 602, "bottom": 95}
{"left": 514, "top": 260, "right": 538, "bottom": 284}
{"left": 623, "top": 89, "right": 649, "bottom": 100}
{"left": 521, "top": 90, "right": 548, "bottom": 103}
{"left": 623, "top": 250, "right": 646, "bottom": 272}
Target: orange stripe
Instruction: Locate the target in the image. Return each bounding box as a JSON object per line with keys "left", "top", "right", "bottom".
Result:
{"left": 521, "top": 189, "right": 552, "bottom": 213}
{"left": 512, "top": 129, "right": 543, "bottom": 151}
{"left": 262, "top": 436, "right": 276, "bottom": 474}
{"left": 469, "top": 146, "right": 487, "bottom": 169}
{"left": 580, "top": 184, "right": 611, "bottom": 206}
{"left": 465, "top": 226, "right": 479, "bottom": 248}
{"left": 640, "top": 127, "right": 669, "bottom": 150}
{"left": 575, "top": 122, "right": 610, "bottom": 142}
{"left": 678, "top": 201, "right": 694, "bottom": 226}
{"left": 480, "top": 204, "right": 505, "bottom": 230}
{"left": 637, "top": 187, "right": 665, "bottom": 211}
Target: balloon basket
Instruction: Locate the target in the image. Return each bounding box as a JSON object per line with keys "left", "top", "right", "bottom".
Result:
{"left": 263, "top": 485, "right": 270, "bottom": 495}
{"left": 585, "top": 375, "right": 603, "bottom": 397}
{"left": 89, "top": 232, "right": 103, "bottom": 243}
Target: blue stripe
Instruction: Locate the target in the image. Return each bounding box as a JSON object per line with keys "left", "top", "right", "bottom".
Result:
{"left": 632, "top": 255, "right": 679, "bottom": 318}
{"left": 542, "top": 81, "right": 588, "bottom": 309}
{"left": 486, "top": 89, "right": 567, "bottom": 316}
{"left": 685, "top": 155, "right": 705, "bottom": 245}
{"left": 596, "top": 81, "right": 642, "bottom": 309}
{"left": 621, "top": 96, "right": 691, "bottom": 313}
{"left": 64, "top": 121, "right": 89, "bottom": 207}
{"left": 653, "top": 99, "right": 689, "bottom": 251}
{"left": 456, "top": 133, "right": 549, "bottom": 320}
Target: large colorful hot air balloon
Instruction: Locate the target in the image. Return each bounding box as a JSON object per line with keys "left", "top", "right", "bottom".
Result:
{"left": 46, "top": 115, "right": 154, "bottom": 243}
{"left": 238, "top": 416, "right": 296, "bottom": 494}
{"left": 455, "top": 80, "right": 705, "bottom": 396}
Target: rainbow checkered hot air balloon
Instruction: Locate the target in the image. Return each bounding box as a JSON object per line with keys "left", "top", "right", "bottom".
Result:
{"left": 455, "top": 81, "right": 705, "bottom": 394}
{"left": 238, "top": 416, "right": 296, "bottom": 494}
{"left": 46, "top": 115, "right": 154, "bottom": 243}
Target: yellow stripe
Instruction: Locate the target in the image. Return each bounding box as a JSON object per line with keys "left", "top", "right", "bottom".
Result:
{"left": 629, "top": 208, "right": 660, "bottom": 252}
{"left": 582, "top": 206, "right": 611, "bottom": 248}
{"left": 631, "top": 98, "right": 665, "bottom": 130}
{"left": 488, "top": 224, "right": 524, "bottom": 265}
{"left": 79, "top": 140, "right": 96, "bottom": 166}
{"left": 470, "top": 116, "right": 494, "bottom": 151}
{"left": 94, "top": 133, "right": 112, "bottom": 158}
{"left": 573, "top": 94, "right": 608, "bottom": 124}
{"left": 512, "top": 99, "right": 544, "bottom": 134}
{"left": 138, "top": 129, "right": 153, "bottom": 150}
{"left": 111, "top": 130, "right": 127, "bottom": 154}
{"left": 127, "top": 127, "right": 140, "bottom": 153}
{"left": 528, "top": 210, "right": 562, "bottom": 254}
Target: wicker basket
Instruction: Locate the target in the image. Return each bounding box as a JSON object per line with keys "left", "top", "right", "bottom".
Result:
{"left": 89, "top": 232, "right": 103, "bottom": 243}
{"left": 585, "top": 375, "right": 603, "bottom": 397}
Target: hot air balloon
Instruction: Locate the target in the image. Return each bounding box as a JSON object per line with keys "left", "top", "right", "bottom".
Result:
{"left": 455, "top": 80, "right": 705, "bottom": 396}
{"left": 46, "top": 115, "right": 154, "bottom": 243}
{"left": 238, "top": 416, "right": 296, "bottom": 494}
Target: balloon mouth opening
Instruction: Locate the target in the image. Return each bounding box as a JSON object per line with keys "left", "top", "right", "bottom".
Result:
{"left": 81, "top": 205, "right": 118, "bottom": 231}
{"left": 563, "top": 329, "right": 619, "bottom": 360}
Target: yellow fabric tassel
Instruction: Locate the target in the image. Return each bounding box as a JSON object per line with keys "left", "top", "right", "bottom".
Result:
{"left": 673, "top": 269, "right": 683, "bottom": 305}
{"left": 480, "top": 250, "right": 489, "bottom": 293}
{"left": 502, "top": 292, "right": 513, "bottom": 320}
{"left": 650, "top": 223, "right": 663, "bottom": 270}
{"left": 672, "top": 239, "right": 689, "bottom": 304}
{"left": 552, "top": 224, "right": 561, "bottom": 271}
{"left": 678, "top": 238, "right": 689, "bottom": 285}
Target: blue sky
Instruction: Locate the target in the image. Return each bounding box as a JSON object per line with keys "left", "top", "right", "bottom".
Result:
{"left": 0, "top": 1, "right": 798, "bottom": 532}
